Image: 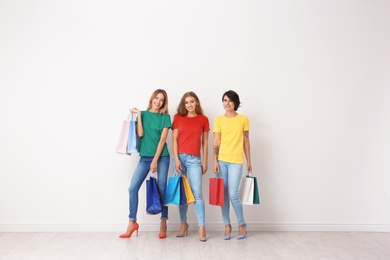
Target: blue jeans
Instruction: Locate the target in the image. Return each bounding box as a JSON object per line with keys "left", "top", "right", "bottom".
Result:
{"left": 128, "top": 156, "right": 169, "bottom": 221}
{"left": 174, "top": 154, "right": 205, "bottom": 226}
{"left": 218, "top": 160, "right": 246, "bottom": 226}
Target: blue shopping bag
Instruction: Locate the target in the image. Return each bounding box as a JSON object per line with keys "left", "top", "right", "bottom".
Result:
{"left": 164, "top": 174, "right": 181, "bottom": 206}
{"left": 126, "top": 113, "right": 139, "bottom": 154}
{"left": 179, "top": 176, "right": 187, "bottom": 205}
{"left": 146, "top": 174, "right": 162, "bottom": 214}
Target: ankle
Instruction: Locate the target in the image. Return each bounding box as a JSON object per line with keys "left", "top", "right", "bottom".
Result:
{"left": 224, "top": 224, "right": 231, "bottom": 235}
{"left": 127, "top": 221, "right": 136, "bottom": 229}
{"left": 238, "top": 224, "right": 247, "bottom": 235}
{"left": 199, "top": 226, "right": 206, "bottom": 233}
{"left": 160, "top": 220, "right": 167, "bottom": 227}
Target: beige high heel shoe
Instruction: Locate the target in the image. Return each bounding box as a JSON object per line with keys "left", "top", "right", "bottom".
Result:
{"left": 199, "top": 226, "right": 207, "bottom": 242}
{"left": 176, "top": 222, "right": 189, "bottom": 237}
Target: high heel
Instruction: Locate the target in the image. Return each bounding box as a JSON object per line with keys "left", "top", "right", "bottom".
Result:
{"left": 176, "top": 222, "right": 189, "bottom": 238}
{"left": 224, "top": 224, "right": 232, "bottom": 240}
{"left": 199, "top": 226, "right": 207, "bottom": 242}
{"left": 237, "top": 224, "right": 247, "bottom": 240}
{"left": 158, "top": 221, "right": 167, "bottom": 239}
{"left": 119, "top": 222, "right": 139, "bottom": 238}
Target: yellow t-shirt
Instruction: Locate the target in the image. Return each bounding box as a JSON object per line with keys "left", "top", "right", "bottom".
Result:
{"left": 213, "top": 114, "right": 250, "bottom": 164}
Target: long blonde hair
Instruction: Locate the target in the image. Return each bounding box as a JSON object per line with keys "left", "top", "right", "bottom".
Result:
{"left": 146, "top": 89, "right": 169, "bottom": 114}
{"left": 176, "top": 91, "right": 204, "bottom": 116}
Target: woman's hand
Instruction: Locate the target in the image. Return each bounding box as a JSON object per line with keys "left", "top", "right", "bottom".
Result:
{"left": 202, "top": 161, "right": 208, "bottom": 175}
{"left": 131, "top": 108, "right": 141, "bottom": 117}
{"left": 247, "top": 163, "right": 252, "bottom": 173}
{"left": 175, "top": 160, "right": 182, "bottom": 172}
{"left": 150, "top": 160, "right": 158, "bottom": 173}
{"left": 213, "top": 161, "right": 219, "bottom": 174}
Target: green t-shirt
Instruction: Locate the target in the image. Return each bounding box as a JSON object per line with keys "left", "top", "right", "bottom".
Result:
{"left": 139, "top": 110, "right": 171, "bottom": 157}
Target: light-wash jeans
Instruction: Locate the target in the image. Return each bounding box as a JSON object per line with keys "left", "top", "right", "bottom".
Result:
{"left": 218, "top": 160, "right": 246, "bottom": 226}
{"left": 174, "top": 154, "right": 205, "bottom": 226}
{"left": 128, "top": 156, "right": 169, "bottom": 221}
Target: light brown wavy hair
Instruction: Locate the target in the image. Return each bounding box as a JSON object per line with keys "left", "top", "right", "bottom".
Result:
{"left": 176, "top": 91, "right": 204, "bottom": 116}
{"left": 147, "top": 89, "right": 169, "bottom": 114}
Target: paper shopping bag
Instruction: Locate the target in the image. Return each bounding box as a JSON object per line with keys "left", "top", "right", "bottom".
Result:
{"left": 240, "top": 174, "right": 260, "bottom": 205}
{"left": 164, "top": 174, "right": 181, "bottom": 206}
{"left": 241, "top": 176, "right": 254, "bottom": 205}
{"left": 182, "top": 175, "right": 195, "bottom": 204}
{"left": 252, "top": 176, "right": 260, "bottom": 204}
{"left": 146, "top": 174, "right": 162, "bottom": 214}
{"left": 179, "top": 176, "right": 187, "bottom": 205}
{"left": 116, "top": 113, "right": 131, "bottom": 155}
{"left": 126, "top": 114, "right": 139, "bottom": 154}
{"left": 209, "top": 177, "right": 224, "bottom": 206}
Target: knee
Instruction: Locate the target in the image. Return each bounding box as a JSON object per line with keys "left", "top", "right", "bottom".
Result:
{"left": 128, "top": 184, "right": 139, "bottom": 196}
{"left": 228, "top": 191, "right": 240, "bottom": 202}
{"left": 192, "top": 188, "right": 203, "bottom": 200}
{"left": 157, "top": 184, "right": 166, "bottom": 194}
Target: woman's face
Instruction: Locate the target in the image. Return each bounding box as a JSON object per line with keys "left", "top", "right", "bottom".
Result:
{"left": 184, "top": 96, "right": 197, "bottom": 114}
{"left": 151, "top": 93, "right": 165, "bottom": 112}
{"left": 223, "top": 95, "right": 235, "bottom": 112}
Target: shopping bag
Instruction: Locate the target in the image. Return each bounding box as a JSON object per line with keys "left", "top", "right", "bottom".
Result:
{"left": 179, "top": 176, "right": 187, "bottom": 205}
{"left": 164, "top": 173, "right": 181, "bottom": 206}
{"left": 252, "top": 176, "right": 260, "bottom": 204}
{"left": 209, "top": 177, "right": 224, "bottom": 206}
{"left": 240, "top": 174, "right": 260, "bottom": 205}
{"left": 241, "top": 176, "right": 254, "bottom": 205}
{"left": 182, "top": 175, "right": 195, "bottom": 204}
{"left": 146, "top": 174, "right": 162, "bottom": 214}
{"left": 116, "top": 112, "right": 131, "bottom": 155}
{"left": 126, "top": 113, "right": 139, "bottom": 154}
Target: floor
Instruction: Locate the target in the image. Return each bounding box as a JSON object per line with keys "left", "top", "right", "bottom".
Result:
{"left": 1, "top": 231, "right": 390, "bottom": 259}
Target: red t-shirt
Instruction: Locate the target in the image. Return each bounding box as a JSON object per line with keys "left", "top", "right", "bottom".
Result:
{"left": 172, "top": 114, "right": 210, "bottom": 156}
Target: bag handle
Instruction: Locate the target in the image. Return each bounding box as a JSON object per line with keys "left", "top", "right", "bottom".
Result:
{"left": 174, "top": 170, "right": 183, "bottom": 177}
{"left": 246, "top": 172, "right": 253, "bottom": 177}
{"left": 213, "top": 172, "right": 222, "bottom": 178}
{"left": 126, "top": 112, "right": 137, "bottom": 121}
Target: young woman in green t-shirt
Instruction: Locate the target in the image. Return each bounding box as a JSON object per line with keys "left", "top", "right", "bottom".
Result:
{"left": 120, "top": 89, "right": 172, "bottom": 239}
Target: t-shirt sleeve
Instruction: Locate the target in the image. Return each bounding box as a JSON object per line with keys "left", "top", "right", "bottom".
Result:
{"left": 213, "top": 117, "right": 221, "bottom": 133}
{"left": 204, "top": 116, "right": 210, "bottom": 132}
{"left": 244, "top": 116, "right": 250, "bottom": 131}
{"left": 172, "top": 115, "right": 178, "bottom": 129}
{"left": 162, "top": 114, "right": 172, "bottom": 129}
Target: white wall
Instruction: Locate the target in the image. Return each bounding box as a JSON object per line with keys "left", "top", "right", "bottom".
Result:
{"left": 1, "top": 0, "right": 389, "bottom": 232}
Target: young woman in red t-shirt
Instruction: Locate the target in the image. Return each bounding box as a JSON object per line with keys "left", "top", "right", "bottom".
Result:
{"left": 172, "top": 91, "right": 209, "bottom": 242}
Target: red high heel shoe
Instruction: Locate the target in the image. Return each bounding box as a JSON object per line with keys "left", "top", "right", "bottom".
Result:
{"left": 119, "top": 222, "right": 139, "bottom": 238}
{"left": 158, "top": 224, "right": 167, "bottom": 239}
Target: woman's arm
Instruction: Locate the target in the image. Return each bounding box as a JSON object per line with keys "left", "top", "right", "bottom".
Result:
{"left": 172, "top": 128, "right": 182, "bottom": 172}
{"left": 131, "top": 108, "right": 144, "bottom": 137}
{"left": 213, "top": 132, "right": 220, "bottom": 174}
{"left": 243, "top": 131, "right": 252, "bottom": 173}
{"left": 201, "top": 131, "right": 209, "bottom": 174}
{"left": 150, "top": 128, "right": 169, "bottom": 173}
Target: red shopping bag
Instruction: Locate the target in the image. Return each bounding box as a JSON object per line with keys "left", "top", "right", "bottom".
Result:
{"left": 209, "top": 177, "right": 224, "bottom": 206}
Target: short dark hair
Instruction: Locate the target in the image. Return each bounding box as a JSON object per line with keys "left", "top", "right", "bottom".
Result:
{"left": 222, "top": 90, "right": 241, "bottom": 111}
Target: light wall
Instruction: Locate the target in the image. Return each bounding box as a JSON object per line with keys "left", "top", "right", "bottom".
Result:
{"left": 1, "top": 0, "right": 390, "bottom": 232}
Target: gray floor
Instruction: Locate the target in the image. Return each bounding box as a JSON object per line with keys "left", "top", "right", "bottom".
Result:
{"left": 1, "top": 231, "right": 390, "bottom": 259}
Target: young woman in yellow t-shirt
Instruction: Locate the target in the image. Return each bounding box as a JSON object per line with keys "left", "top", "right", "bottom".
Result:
{"left": 213, "top": 90, "right": 252, "bottom": 240}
